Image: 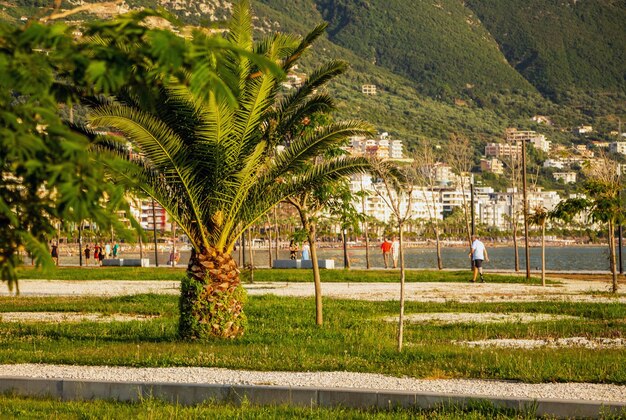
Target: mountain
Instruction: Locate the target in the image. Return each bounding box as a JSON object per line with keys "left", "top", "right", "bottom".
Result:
{"left": 2, "top": 0, "right": 624, "bottom": 150}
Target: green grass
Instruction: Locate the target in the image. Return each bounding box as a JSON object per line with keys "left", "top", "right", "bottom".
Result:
{"left": 0, "top": 394, "right": 544, "bottom": 419}
{"left": 0, "top": 294, "right": 624, "bottom": 384}
{"left": 16, "top": 266, "right": 553, "bottom": 285}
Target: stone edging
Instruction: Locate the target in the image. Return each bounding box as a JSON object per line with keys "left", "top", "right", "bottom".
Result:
{"left": 0, "top": 376, "right": 624, "bottom": 419}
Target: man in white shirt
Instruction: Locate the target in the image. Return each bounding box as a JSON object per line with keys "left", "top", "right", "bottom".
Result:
{"left": 391, "top": 237, "right": 400, "bottom": 268}
{"left": 469, "top": 235, "right": 489, "bottom": 283}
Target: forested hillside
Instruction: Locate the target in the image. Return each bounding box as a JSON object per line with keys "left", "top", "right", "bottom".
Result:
{"left": 2, "top": 0, "right": 624, "bottom": 150}
{"left": 466, "top": 0, "right": 626, "bottom": 99}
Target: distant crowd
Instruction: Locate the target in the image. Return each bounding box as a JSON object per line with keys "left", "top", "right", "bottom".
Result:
{"left": 81, "top": 242, "right": 121, "bottom": 266}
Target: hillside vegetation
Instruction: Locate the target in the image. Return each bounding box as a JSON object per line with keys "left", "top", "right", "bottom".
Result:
{"left": 2, "top": 0, "right": 624, "bottom": 150}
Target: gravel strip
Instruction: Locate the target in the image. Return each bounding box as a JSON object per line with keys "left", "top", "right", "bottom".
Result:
{"left": 5, "top": 280, "right": 626, "bottom": 303}
{"left": 0, "top": 312, "right": 157, "bottom": 323}
{"left": 458, "top": 337, "right": 626, "bottom": 349}
{"left": 384, "top": 312, "right": 579, "bottom": 324}
{"left": 1, "top": 364, "right": 625, "bottom": 403}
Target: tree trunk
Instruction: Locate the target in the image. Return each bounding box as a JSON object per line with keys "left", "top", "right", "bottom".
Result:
{"left": 362, "top": 194, "right": 371, "bottom": 269}
{"left": 307, "top": 223, "right": 323, "bottom": 325}
{"left": 266, "top": 214, "right": 272, "bottom": 268}
{"left": 609, "top": 220, "right": 618, "bottom": 293}
{"left": 397, "top": 222, "right": 405, "bottom": 352}
{"left": 342, "top": 229, "right": 350, "bottom": 269}
{"left": 247, "top": 229, "right": 254, "bottom": 283}
{"left": 138, "top": 231, "right": 144, "bottom": 260}
{"left": 273, "top": 206, "right": 279, "bottom": 261}
{"left": 179, "top": 247, "right": 247, "bottom": 339}
{"left": 434, "top": 221, "right": 443, "bottom": 270}
{"left": 541, "top": 221, "right": 546, "bottom": 287}
{"left": 513, "top": 221, "right": 520, "bottom": 272}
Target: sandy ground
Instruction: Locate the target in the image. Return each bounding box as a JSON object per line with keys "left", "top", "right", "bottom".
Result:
{"left": 0, "top": 312, "right": 157, "bottom": 323}
{"left": 385, "top": 312, "right": 580, "bottom": 324}
{"left": 3, "top": 278, "right": 625, "bottom": 303}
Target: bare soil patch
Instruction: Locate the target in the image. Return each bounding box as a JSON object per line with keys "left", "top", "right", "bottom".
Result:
{"left": 457, "top": 337, "right": 626, "bottom": 349}
{"left": 385, "top": 312, "right": 579, "bottom": 324}
{"left": 0, "top": 312, "right": 158, "bottom": 323}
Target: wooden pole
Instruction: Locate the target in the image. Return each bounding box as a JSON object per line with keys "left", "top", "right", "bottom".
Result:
{"left": 521, "top": 140, "right": 531, "bottom": 280}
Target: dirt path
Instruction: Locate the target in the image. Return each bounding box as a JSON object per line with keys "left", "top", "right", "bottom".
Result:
{"left": 2, "top": 279, "right": 624, "bottom": 303}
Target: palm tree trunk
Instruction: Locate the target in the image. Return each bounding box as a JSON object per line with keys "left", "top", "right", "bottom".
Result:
{"left": 609, "top": 220, "right": 618, "bottom": 293}
{"left": 307, "top": 223, "right": 323, "bottom": 325}
{"left": 397, "top": 222, "right": 405, "bottom": 352}
{"left": 541, "top": 221, "right": 546, "bottom": 287}
{"left": 179, "top": 247, "right": 247, "bottom": 339}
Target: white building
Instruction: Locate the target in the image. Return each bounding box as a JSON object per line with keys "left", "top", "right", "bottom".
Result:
{"left": 505, "top": 128, "right": 550, "bottom": 153}
{"left": 543, "top": 159, "right": 565, "bottom": 169}
{"left": 485, "top": 142, "right": 522, "bottom": 159}
{"left": 609, "top": 142, "right": 626, "bottom": 155}
{"left": 346, "top": 133, "right": 403, "bottom": 159}
{"left": 480, "top": 158, "right": 504, "bottom": 175}
{"left": 553, "top": 172, "right": 577, "bottom": 184}
{"left": 129, "top": 199, "right": 170, "bottom": 231}
{"left": 361, "top": 84, "right": 377, "bottom": 95}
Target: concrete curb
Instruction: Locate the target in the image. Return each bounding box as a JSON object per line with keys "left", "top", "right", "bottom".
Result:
{"left": 1, "top": 377, "right": 625, "bottom": 418}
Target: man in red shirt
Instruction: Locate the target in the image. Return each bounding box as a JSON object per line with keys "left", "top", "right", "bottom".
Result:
{"left": 381, "top": 238, "right": 392, "bottom": 269}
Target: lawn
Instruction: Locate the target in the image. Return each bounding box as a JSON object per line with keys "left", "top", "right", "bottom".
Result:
{"left": 15, "top": 266, "right": 551, "bottom": 284}
{"left": 0, "top": 394, "right": 540, "bottom": 419}
{"left": 0, "top": 294, "right": 623, "bottom": 384}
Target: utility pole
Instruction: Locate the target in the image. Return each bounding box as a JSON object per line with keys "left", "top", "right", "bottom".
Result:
{"left": 521, "top": 139, "right": 531, "bottom": 280}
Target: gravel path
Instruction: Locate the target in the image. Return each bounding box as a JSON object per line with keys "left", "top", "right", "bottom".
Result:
{"left": 4, "top": 279, "right": 625, "bottom": 303}
{"left": 1, "top": 364, "right": 625, "bottom": 403}
{"left": 0, "top": 312, "right": 157, "bottom": 323}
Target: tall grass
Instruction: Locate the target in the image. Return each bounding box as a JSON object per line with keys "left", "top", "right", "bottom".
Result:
{"left": 0, "top": 394, "right": 544, "bottom": 419}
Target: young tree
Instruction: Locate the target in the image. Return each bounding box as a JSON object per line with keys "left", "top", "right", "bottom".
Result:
{"left": 447, "top": 135, "right": 473, "bottom": 248}
{"left": 0, "top": 19, "right": 132, "bottom": 289}
{"left": 371, "top": 161, "right": 415, "bottom": 352}
{"left": 413, "top": 140, "right": 444, "bottom": 269}
{"left": 552, "top": 155, "right": 623, "bottom": 292}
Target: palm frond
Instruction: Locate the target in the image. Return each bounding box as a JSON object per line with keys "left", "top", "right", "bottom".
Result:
{"left": 265, "top": 120, "right": 374, "bottom": 179}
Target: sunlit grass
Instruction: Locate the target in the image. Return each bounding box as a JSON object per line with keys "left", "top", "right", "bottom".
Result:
{"left": 16, "top": 266, "right": 552, "bottom": 285}
{"left": 0, "top": 295, "right": 623, "bottom": 383}
{"left": 0, "top": 394, "right": 544, "bottom": 419}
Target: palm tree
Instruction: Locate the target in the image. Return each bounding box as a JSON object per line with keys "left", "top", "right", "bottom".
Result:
{"left": 88, "top": 2, "right": 373, "bottom": 339}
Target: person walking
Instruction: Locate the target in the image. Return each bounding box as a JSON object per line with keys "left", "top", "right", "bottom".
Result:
{"left": 391, "top": 236, "right": 400, "bottom": 269}
{"left": 469, "top": 235, "right": 489, "bottom": 283}
{"left": 381, "top": 238, "right": 392, "bottom": 268}
{"left": 98, "top": 244, "right": 105, "bottom": 265}
{"left": 301, "top": 242, "right": 311, "bottom": 260}
{"left": 84, "top": 245, "right": 91, "bottom": 266}
{"left": 51, "top": 242, "right": 59, "bottom": 266}
{"left": 289, "top": 240, "right": 299, "bottom": 260}
{"left": 112, "top": 242, "right": 120, "bottom": 258}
